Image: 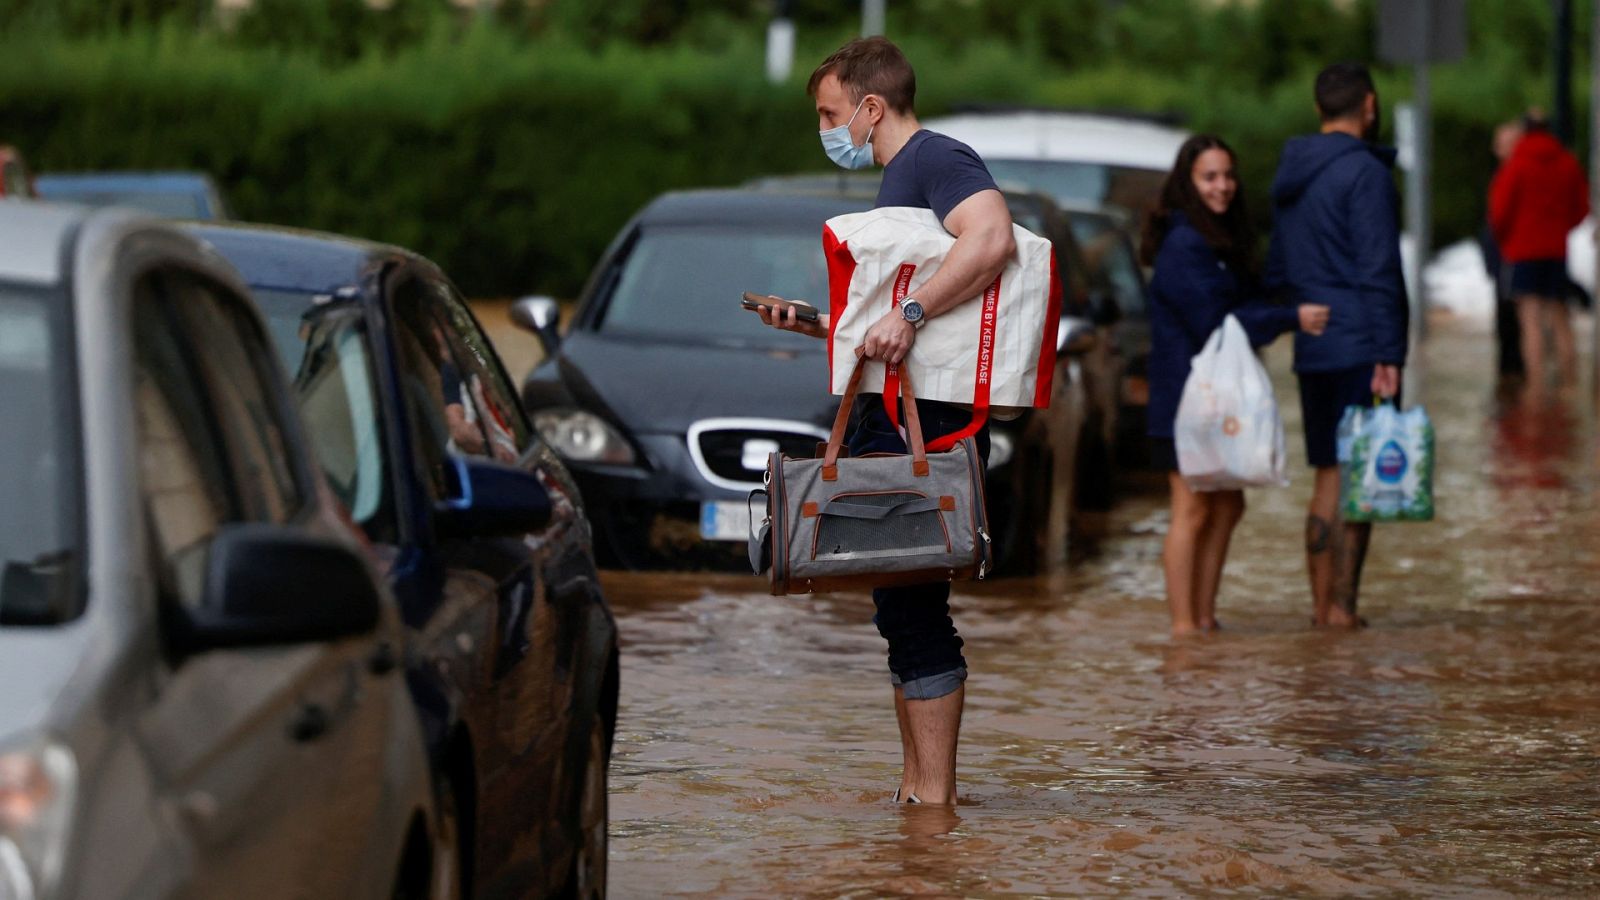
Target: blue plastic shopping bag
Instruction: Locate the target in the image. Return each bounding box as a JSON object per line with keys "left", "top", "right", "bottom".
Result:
{"left": 1338, "top": 402, "right": 1435, "bottom": 522}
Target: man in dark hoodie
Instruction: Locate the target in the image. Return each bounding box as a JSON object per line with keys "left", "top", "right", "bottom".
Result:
{"left": 1265, "top": 62, "right": 1407, "bottom": 628}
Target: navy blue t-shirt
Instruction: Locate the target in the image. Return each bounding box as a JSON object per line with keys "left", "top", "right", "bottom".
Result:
{"left": 874, "top": 130, "right": 998, "bottom": 219}
{"left": 855, "top": 129, "right": 1000, "bottom": 443}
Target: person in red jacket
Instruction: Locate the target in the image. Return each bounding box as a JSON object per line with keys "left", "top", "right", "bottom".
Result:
{"left": 1489, "top": 113, "right": 1590, "bottom": 393}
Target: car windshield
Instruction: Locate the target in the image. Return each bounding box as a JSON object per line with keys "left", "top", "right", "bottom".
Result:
{"left": 0, "top": 282, "right": 80, "bottom": 626}
{"left": 253, "top": 289, "right": 390, "bottom": 536}
{"left": 37, "top": 187, "right": 207, "bottom": 219}
{"left": 987, "top": 159, "right": 1166, "bottom": 216}
{"left": 597, "top": 225, "right": 835, "bottom": 346}
{"left": 1067, "top": 214, "right": 1147, "bottom": 317}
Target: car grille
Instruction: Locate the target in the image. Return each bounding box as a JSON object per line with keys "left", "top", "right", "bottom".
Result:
{"left": 688, "top": 419, "right": 829, "bottom": 489}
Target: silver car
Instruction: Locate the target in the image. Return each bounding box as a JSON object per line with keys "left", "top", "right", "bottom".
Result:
{"left": 0, "top": 204, "right": 440, "bottom": 899}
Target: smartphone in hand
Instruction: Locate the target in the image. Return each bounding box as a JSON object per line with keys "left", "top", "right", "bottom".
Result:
{"left": 741, "top": 291, "right": 819, "bottom": 323}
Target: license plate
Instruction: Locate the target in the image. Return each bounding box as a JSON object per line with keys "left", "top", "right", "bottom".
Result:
{"left": 699, "top": 500, "right": 752, "bottom": 542}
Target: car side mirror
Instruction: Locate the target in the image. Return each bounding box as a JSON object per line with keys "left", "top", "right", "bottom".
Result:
{"left": 174, "top": 524, "right": 382, "bottom": 653}
{"left": 1057, "top": 315, "right": 1098, "bottom": 356}
{"left": 511, "top": 295, "right": 562, "bottom": 356}
{"left": 435, "top": 455, "right": 553, "bottom": 539}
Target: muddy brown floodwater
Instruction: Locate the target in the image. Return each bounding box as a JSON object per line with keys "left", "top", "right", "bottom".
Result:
{"left": 597, "top": 320, "right": 1600, "bottom": 897}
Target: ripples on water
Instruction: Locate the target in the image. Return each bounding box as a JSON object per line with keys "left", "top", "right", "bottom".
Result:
{"left": 602, "top": 323, "right": 1600, "bottom": 897}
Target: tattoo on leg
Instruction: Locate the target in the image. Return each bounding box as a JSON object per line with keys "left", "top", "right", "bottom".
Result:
{"left": 1305, "top": 515, "right": 1332, "bottom": 555}
{"left": 1335, "top": 523, "right": 1372, "bottom": 615}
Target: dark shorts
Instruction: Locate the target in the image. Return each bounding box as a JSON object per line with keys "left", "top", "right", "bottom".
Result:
{"left": 848, "top": 394, "right": 989, "bottom": 700}
{"left": 1509, "top": 258, "right": 1569, "bottom": 299}
{"left": 1298, "top": 366, "right": 1398, "bottom": 468}
{"left": 1148, "top": 437, "right": 1179, "bottom": 472}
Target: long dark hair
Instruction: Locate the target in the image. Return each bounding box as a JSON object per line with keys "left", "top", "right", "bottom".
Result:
{"left": 1139, "top": 134, "right": 1255, "bottom": 273}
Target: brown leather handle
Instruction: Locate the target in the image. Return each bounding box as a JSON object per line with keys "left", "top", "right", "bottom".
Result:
{"left": 822, "top": 354, "right": 928, "bottom": 477}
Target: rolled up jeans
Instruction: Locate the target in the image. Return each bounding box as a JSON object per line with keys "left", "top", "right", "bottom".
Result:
{"left": 847, "top": 393, "right": 990, "bottom": 700}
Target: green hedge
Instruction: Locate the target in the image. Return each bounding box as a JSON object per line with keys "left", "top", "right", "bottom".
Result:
{"left": 0, "top": 19, "right": 1581, "bottom": 297}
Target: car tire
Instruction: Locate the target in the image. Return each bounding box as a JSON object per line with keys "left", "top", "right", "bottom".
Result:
{"left": 562, "top": 714, "right": 610, "bottom": 899}
{"left": 431, "top": 769, "right": 468, "bottom": 900}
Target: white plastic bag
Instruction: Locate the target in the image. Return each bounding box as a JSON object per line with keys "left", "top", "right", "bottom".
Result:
{"left": 1174, "top": 315, "right": 1287, "bottom": 491}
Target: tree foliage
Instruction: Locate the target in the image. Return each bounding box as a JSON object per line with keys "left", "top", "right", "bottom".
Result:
{"left": 0, "top": 0, "right": 1586, "bottom": 296}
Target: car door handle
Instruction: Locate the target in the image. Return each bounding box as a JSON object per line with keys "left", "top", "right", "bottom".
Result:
{"left": 290, "top": 703, "right": 331, "bottom": 743}
{"left": 367, "top": 640, "right": 399, "bottom": 676}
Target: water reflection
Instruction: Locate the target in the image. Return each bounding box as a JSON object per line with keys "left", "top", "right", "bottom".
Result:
{"left": 602, "top": 322, "right": 1600, "bottom": 896}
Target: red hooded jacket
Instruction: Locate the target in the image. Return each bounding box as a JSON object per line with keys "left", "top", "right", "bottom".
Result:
{"left": 1489, "top": 129, "right": 1590, "bottom": 263}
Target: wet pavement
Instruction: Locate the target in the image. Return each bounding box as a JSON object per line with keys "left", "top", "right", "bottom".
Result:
{"left": 598, "top": 319, "right": 1600, "bottom": 897}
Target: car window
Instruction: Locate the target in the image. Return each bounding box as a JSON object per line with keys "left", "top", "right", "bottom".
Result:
{"left": 1069, "top": 217, "right": 1147, "bottom": 318}
{"left": 599, "top": 225, "right": 835, "bottom": 345}
{"left": 253, "top": 289, "right": 394, "bottom": 543}
{"left": 133, "top": 275, "right": 243, "bottom": 611}
{"left": 163, "top": 273, "right": 304, "bottom": 523}
{"left": 389, "top": 276, "right": 484, "bottom": 497}
{"left": 0, "top": 281, "right": 81, "bottom": 626}
{"left": 987, "top": 159, "right": 1166, "bottom": 215}
{"left": 429, "top": 280, "right": 529, "bottom": 463}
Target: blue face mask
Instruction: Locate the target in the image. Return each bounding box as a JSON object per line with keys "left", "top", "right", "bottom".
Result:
{"left": 819, "top": 97, "right": 875, "bottom": 170}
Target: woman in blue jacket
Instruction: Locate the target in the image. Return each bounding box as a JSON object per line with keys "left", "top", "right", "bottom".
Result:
{"left": 1140, "top": 135, "right": 1328, "bottom": 635}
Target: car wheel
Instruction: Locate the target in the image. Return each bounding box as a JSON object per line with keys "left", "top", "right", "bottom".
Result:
{"left": 431, "top": 769, "right": 467, "bottom": 900}
{"left": 563, "top": 714, "right": 610, "bottom": 899}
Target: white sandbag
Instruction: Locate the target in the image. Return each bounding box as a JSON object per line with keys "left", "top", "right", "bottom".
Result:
{"left": 1174, "top": 315, "right": 1288, "bottom": 491}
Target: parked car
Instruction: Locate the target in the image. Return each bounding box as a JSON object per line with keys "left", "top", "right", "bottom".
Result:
{"left": 516, "top": 186, "right": 1108, "bottom": 573}
{"left": 35, "top": 171, "right": 229, "bottom": 220}
{"left": 923, "top": 109, "right": 1189, "bottom": 219}
{"left": 0, "top": 145, "right": 34, "bottom": 198}
{"left": 0, "top": 203, "right": 440, "bottom": 899}
{"left": 185, "top": 221, "right": 618, "bottom": 899}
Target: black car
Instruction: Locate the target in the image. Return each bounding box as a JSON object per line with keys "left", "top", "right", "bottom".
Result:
{"left": 517, "top": 187, "right": 1106, "bottom": 573}
{"left": 186, "top": 222, "right": 619, "bottom": 899}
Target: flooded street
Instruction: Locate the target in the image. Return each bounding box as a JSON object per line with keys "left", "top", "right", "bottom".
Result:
{"left": 599, "top": 319, "right": 1600, "bottom": 897}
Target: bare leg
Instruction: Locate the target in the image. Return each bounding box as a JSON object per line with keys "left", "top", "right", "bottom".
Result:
{"left": 1517, "top": 294, "right": 1546, "bottom": 394}
{"left": 1329, "top": 520, "right": 1372, "bottom": 626}
{"left": 1307, "top": 466, "right": 1340, "bottom": 624}
{"left": 1546, "top": 298, "right": 1578, "bottom": 389}
{"left": 903, "top": 685, "right": 964, "bottom": 805}
{"left": 892, "top": 686, "right": 921, "bottom": 800}
{"left": 1163, "top": 473, "right": 1209, "bottom": 635}
{"left": 1193, "top": 489, "right": 1245, "bottom": 631}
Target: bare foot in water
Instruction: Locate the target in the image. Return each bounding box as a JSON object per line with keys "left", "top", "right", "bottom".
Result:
{"left": 1200, "top": 618, "right": 1222, "bottom": 632}
{"left": 1171, "top": 622, "right": 1203, "bottom": 637}
{"left": 1320, "top": 608, "right": 1367, "bottom": 628}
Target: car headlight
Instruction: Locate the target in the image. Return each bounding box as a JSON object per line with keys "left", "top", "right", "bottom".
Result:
{"left": 0, "top": 739, "right": 76, "bottom": 900}
{"left": 532, "top": 408, "right": 636, "bottom": 465}
{"left": 986, "top": 431, "right": 1015, "bottom": 471}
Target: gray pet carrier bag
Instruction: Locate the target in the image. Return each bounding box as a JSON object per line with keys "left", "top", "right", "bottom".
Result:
{"left": 748, "top": 357, "right": 992, "bottom": 595}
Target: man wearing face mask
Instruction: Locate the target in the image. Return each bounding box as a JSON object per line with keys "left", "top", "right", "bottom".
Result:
{"left": 758, "top": 36, "right": 1016, "bottom": 806}
{"left": 1264, "top": 61, "right": 1408, "bottom": 629}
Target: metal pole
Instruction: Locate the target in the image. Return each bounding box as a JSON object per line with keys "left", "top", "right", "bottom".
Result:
{"left": 1591, "top": 0, "right": 1599, "bottom": 401}
{"left": 1554, "top": 0, "right": 1574, "bottom": 145}
{"left": 1409, "top": 2, "right": 1432, "bottom": 346}
{"left": 862, "top": 0, "right": 885, "bottom": 37}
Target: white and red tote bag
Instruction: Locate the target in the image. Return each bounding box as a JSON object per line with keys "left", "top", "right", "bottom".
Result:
{"left": 822, "top": 206, "right": 1061, "bottom": 450}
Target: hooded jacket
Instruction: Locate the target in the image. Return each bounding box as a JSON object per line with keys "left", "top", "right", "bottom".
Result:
{"left": 1146, "top": 210, "right": 1300, "bottom": 438}
{"left": 1265, "top": 132, "right": 1408, "bottom": 372}
{"left": 1488, "top": 129, "right": 1589, "bottom": 263}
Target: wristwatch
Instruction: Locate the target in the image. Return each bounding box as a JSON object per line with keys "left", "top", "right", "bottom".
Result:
{"left": 900, "top": 298, "right": 926, "bottom": 329}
